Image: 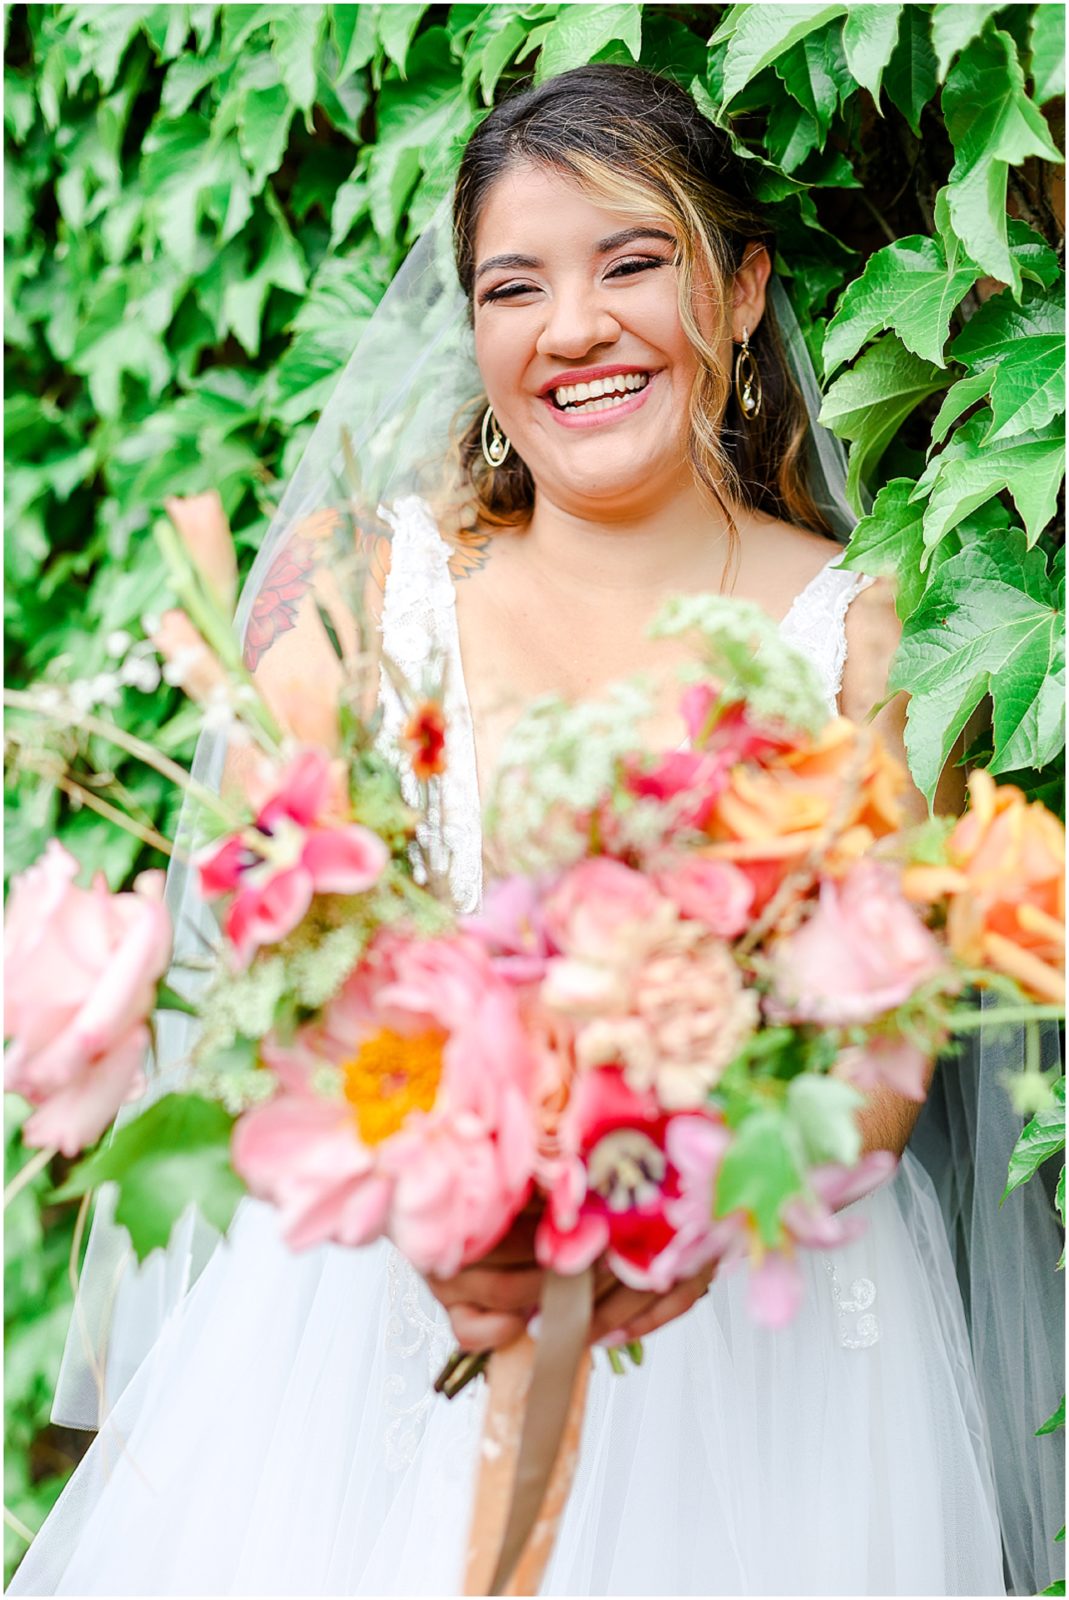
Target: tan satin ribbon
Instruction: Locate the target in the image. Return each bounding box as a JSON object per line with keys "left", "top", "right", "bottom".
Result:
{"left": 464, "top": 1266, "right": 594, "bottom": 1597}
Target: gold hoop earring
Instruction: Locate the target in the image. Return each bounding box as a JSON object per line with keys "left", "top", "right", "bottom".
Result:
{"left": 734, "top": 327, "right": 763, "bottom": 421}
{"left": 480, "top": 404, "right": 512, "bottom": 468}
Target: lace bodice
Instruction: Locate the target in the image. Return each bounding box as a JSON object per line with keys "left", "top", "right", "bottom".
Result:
{"left": 378, "top": 495, "right": 871, "bottom": 917}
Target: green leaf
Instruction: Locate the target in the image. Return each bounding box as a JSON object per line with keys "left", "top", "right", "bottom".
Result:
{"left": 535, "top": 3, "right": 642, "bottom": 82}
{"left": 221, "top": 200, "right": 307, "bottom": 357}
{"left": 823, "top": 235, "right": 978, "bottom": 372}
{"left": 774, "top": 22, "right": 853, "bottom": 141}
{"left": 951, "top": 284, "right": 1066, "bottom": 441}
{"left": 1007, "top": 219, "right": 1062, "bottom": 290}
{"left": 56, "top": 1094, "right": 245, "bottom": 1262}
{"left": 930, "top": 3, "right": 1000, "bottom": 82}
{"left": 714, "top": 1109, "right": 803, "bottom": 1245}
{"left": 882, "top": 3, "right": 938, "bottom": 134}
{"left": 1057, "top": 1163, "right": 1066, "bottom": 1230}
{"left": 841, "top": 4, "right": 903, "bottom": 102}
{"left": 377, "top": 4, "right": 428, "bottom": 76}
{"left": 764, "top": 98, "right": 821, "bottom": 173}
{"left": 943, "top": 27, "right": 1064, "bottom": 296}
{"left": 236, "top": 80, "right": 295, "bottom": 193}
{"left": 720, "top": 3, "right": 847, "bottom": 104}
{"left": 1004, "top": 1086, "right": 1066, "bottom": 1202}
{"left": 840, "top": 477, "right": 966, "bottom": 619}
{"left": 929, "top": 368, "right": 994, "bottom": 446}
{"left": 1030, "top": 2, "right": 1066, "bottom": 105}
{"left": 333, "top": 4, "right": 378, "bottom": 80}
{"left": 915, "top": 413, "right": 1064, "bottom": 547}
{"left": 890, "top": 530, "right": 1065, "bottom": 800}
{"left": 787, "top": 1074, "right": 863, "bottom": 1167}
{"left": 819, "top": 335, "right": 946, "bottom": 512}
{"left": 1036, "top": 1392, "right": 1066, "bottom": 1435}
{"left": 270, "top": 6, "right": 324, "bottom": 115}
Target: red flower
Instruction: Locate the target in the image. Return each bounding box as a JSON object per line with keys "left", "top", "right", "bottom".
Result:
{"left": 403, "top": 700, "right": 447, "bottom": 781}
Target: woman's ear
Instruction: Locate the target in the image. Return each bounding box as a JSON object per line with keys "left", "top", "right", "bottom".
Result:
{"left": 731, "top": 244, "right": 773, "bottom": 340}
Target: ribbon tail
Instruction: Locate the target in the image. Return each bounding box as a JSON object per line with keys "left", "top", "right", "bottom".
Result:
{"left": 463, "top": 1267, "right": 593, "bottom": 1597}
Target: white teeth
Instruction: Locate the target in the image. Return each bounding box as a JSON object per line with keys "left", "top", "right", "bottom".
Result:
{"left": 551, "top": 372, "right": 650, "bottom": 411}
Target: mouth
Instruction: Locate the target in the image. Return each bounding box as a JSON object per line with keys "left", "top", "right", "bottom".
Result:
{"left": 539, "top": 367, "right": 658, "bottom": 429}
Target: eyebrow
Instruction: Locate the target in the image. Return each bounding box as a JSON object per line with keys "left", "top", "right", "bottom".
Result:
{"left": 474, "top": 226, "right": 677, "bottom": 282}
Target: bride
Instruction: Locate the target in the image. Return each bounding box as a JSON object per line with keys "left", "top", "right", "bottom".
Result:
{"left": 12, "top": 65, "right": 1060, "bottom": 1597}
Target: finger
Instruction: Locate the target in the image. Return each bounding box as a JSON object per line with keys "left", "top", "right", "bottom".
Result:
{"left": 426, "top": 1266, "right": 543, "bottom": 1314}
{"left": 589, "top": 1285, "right": 657, "bottom": 1346}
{"left": 448, "top": 1304, "right": 528, "bottom": 1353}
{"left": 619, "top": 1276, "right": 713, "bottom": 1344}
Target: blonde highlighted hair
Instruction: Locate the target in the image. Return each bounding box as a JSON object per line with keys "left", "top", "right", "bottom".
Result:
{"left": 452, "top": 65, "right": 829, "bottom": 542}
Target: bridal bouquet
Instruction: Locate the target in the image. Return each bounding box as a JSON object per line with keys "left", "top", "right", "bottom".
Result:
{"left": 5, "top": 495, "right": 1065, "bottom": 1594}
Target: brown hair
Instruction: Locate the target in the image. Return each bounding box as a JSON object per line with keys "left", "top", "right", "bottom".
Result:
{"left": 452, "top": 65, "right": 829, "bottom": 540}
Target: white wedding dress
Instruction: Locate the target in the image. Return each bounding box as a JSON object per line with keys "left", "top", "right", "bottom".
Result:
{"left": 11, "top": 500, "right": 1007, "bottom": 1597}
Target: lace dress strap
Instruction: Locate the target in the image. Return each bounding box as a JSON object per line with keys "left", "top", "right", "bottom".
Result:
{"left": 377, "top": 496, "right": 483, "bottom": 914}
{"left": 778, "top": 556, "right": 874, "bottom": 717}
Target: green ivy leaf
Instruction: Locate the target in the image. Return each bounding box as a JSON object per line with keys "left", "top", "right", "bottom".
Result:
{"left": 881, "top": 3, "right": 938, "bottom": 135}
{"left": 1007, "top": 219, "right": 1062, "bottom": 290}
{"left": 818, "top": 334, "right": 946, "bottom": 512}
{"left": 839, "top": 477, "right": 965, "bottom": 618}
{"left": 914, "top": 412, "right": 1064, "bottom": 548}
{"left": 929, "top": 368, "right": 994, "bottom": 446}
{"left": 943, "top": 27, "right": 1063, "bottom": 297}
{"left": 236, "top": 79, "right": 295, "bottom": 193}
{"left": 823, "top": 235, "right": 978, "bottom": 372}
{"left": 270, "top": 7, "right": 324, "bottom": 116}
{"left": 377, "top": 4, "right": 429, "bottom": 77}
{"left": 930, "top": 3, "right": 1000, "bottom": 83}
{"left": 535, "top": 3, "right": 641, "bottom": 82}
{"left": 1030, "top": 2, "right": 1066, "bottom": 105}
{"left": 840, "top": 4, "right": 903, "bottom": 103}
{"left": 714, "top": 1108, "right": 803, "bottom": 1246}
{"left": 890, "top": 531, "right": 1065, "bottom": 800}
{"left": 333, "top": 4, "right": 378, "bottom": 82}
{"left": 764, "top": 98, "right": 821, "bottom": 173}
{"left": 720, "top": 3, "right": 846, "bottom": 105}
{"left": 1004, "top": 1079, "right": 1066, "bottom": 1203}
{"left": 1057, "top": 1164, "right": 1066, "bottom": 1231}
{"left": 55, "top": 1093, "right": 245, "bottom": 1263}
{"left": 774, "top": 21, "right": 853, "bottom": 141}
{"left": 951, "top": 283, "right": 1066, "bottom": 441}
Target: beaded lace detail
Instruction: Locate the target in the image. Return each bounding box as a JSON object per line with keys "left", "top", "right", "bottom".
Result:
{"left": 376, "top": 505, "right": 877, "bottom": 1464}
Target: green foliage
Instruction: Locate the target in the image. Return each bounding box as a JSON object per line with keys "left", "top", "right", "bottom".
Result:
{"left": 1004, "top": 1075, "right": 1066, "bottom": 1203}
{"left": 4, "top": 1, "right": 1064, "bottom": 1577}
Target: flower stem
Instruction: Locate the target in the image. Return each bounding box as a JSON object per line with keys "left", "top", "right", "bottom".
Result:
{"left": 949, "top": 1005, "right": 1065, "bottom": 1031}
{"left": 4, "top": 1143, "right": 57, "bottom": 1209}
{"left": 4, "top": 689, "right": 238, "bottom": 828}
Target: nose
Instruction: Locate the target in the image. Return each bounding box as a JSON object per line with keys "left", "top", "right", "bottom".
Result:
{"left": 535, "top": 280, "right": 621, "bottom": 361}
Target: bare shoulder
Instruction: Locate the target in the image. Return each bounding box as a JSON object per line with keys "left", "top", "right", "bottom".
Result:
{"left": 737, "top": 511, "right": 842, "bottom": 615}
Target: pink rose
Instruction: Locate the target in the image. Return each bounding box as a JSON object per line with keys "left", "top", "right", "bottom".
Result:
{"left": 4, "top": 843, "right": 172, "bottom": 1155}
{"left": 198, "top": 747, "right": 389, "bottom": 967}
{"left": 655, "top": 855, "right": 754, "bottom": 936}
{"left": 542, "top": 858, "right": 669, "bottom": 962}
{"left": 767, "top": 861, "right": 948, "bottom": 1027}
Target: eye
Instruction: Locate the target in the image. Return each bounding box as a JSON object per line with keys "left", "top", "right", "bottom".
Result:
{"left": 606, "top": 255, "right": 671, "bottom": 280}
{"left": 478, "top": 281, "right": 540, "bottom": 305}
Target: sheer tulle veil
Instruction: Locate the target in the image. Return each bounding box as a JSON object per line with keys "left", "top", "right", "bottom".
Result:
{"left": 53, "top": 192, "right": 1062, "bottom": 1593}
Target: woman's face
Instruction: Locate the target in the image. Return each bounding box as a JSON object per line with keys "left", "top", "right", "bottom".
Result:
{"left": 471, "top": 162, "right": 766, "bottom": 519}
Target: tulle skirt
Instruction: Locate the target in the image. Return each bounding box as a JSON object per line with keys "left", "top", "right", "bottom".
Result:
{"left": 10, "top": 1152, "right": 1005, "bottom": 1597}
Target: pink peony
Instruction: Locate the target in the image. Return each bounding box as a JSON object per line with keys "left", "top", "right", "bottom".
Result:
{"left": 198, "top": 747, "right": 389, "bottom": 967}
{"left": 542, "top": 858, "right": 670, "bottom": 963}
{"left": 232, "top": 931, "right": 537, "bottom": 1276}
{"left": 4, "top": 843, "right": 172, "bottom": 1155}
{"left": 464, "top": 874, "right": 558, "bottom": 984}
{"left": 655, "top": 855, "right": 754, "bottom": 936}
{"left": 535, "top": 1066, "right": 735, "bottom": 1292}
{"left": 767, "top": 860, "right": 949, "bottom": 1027}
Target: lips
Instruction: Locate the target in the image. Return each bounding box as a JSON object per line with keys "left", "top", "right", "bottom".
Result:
{"left": 539, "top": 369, "right": 659, "bottom": 430}
{"left": 538, "top": 363, "right": 657, "bottom": 405}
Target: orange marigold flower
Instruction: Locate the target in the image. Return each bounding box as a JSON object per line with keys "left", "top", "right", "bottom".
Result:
{"left": 403, "top": 700, "right": 448, "bottom": 781}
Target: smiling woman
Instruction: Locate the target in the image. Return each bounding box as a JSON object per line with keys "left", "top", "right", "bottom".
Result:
{"left": 12, "top": 55, "right": 1057, "bottom": 1600}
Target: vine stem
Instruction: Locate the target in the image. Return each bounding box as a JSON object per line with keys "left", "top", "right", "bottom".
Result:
{"left": 3, "top": 1505, "right": 35, "bottom": 1544}
{"left": 3, "top": 1143, "right": 57, "bottom": 1208}
{"left": 4, "top": 688, "right": 238, "bottom": 828}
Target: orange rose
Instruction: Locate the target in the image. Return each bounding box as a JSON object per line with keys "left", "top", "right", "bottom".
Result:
{"left": 702, "top": 718, "right": 906, "bottom": 902}
{"left": 905, "top": 771, "right": 1065, "bottom": 1002}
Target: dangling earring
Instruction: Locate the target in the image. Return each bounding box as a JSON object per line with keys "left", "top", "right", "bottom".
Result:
{"left": 480, "top": 404, "right": 512, "bottom": 468}
{"left": 734, "top": 327, "right": 763, "bottom": 421}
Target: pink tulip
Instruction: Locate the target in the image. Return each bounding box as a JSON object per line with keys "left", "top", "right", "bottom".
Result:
{"left": 165, "top": 491, "right": 238, "bottom": 613}
{"left": 767, "top": 861, "right": 949, "bottom": 1027}
{"left": 232, "top": 932, "right": 537, "bottom": 1276}
{"left": 4, "top": 844, "right": 172, "bottom": 1155}
{"left": 198, "top": 747, "right": 389, "bottom": 967}
{"left": 151, "top": 609, "right": 229, "bottom": 702}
